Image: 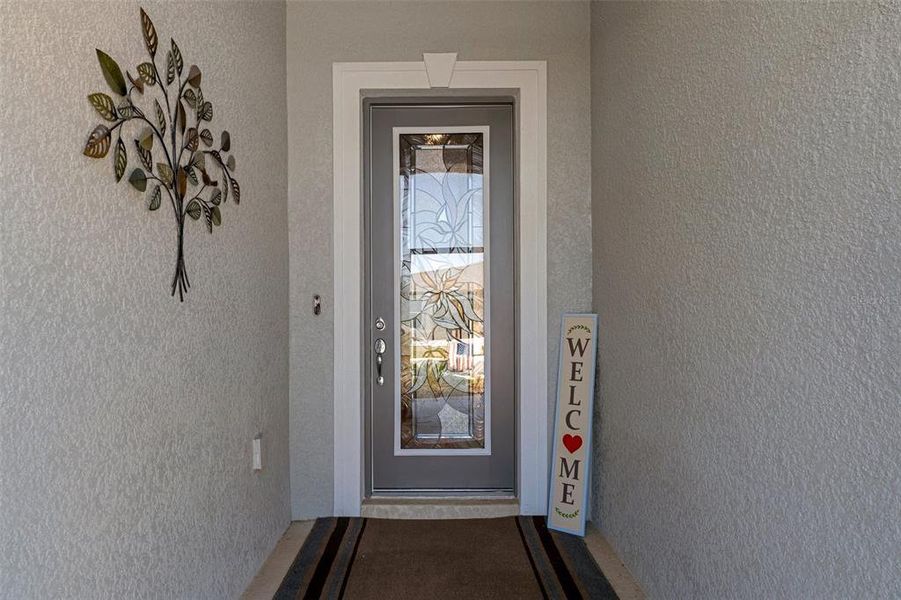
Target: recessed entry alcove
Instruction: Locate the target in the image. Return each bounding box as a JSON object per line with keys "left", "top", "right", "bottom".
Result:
{"left": 3, "top": 2, "right": 898, "bottom": 598}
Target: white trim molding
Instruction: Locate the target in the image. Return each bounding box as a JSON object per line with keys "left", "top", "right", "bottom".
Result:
{"left": 423, "top": 53, "right": 458, "bottom": 87}
{"left": 332, "top": 58, "right": 548, "bottom": 517}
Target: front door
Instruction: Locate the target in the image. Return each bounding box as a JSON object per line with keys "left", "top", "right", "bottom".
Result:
{"left": 366, "top": 102, "right": 515, "bottom": 492}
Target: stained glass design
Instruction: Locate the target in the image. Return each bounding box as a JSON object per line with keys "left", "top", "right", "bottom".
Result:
{"left": 398, "top": 132, "right": 487, "bottom": 451}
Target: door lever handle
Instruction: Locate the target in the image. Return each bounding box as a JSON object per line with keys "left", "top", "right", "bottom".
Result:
{"left": 374, "top": 337, "right": 387, "bottom": 386}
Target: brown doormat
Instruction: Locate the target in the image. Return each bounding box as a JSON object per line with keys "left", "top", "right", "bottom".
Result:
{"left": 274, "top": 516, "right": 618, "bottom": 600}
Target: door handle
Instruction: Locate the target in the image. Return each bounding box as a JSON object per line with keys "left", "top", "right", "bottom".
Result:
{"left": 374, "top": 337, "right": 387, "bottom": 386}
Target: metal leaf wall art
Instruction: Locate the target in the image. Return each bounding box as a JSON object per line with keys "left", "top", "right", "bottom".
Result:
{"left": 82, "top": 8, "right": 240, "bottom": 301}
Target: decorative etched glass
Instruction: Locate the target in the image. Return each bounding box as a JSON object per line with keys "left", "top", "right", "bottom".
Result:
{"left": 397, "top": 131, "right": 487, "bottom": 451}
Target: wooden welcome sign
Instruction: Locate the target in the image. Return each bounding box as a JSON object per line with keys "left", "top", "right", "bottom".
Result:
{"left": 547, "top": 313, "right": 598, "bottom": 536}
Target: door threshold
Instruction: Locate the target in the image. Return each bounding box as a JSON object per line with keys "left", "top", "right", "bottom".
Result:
{"left": 370, "top": 489, "right": 515, "bottom": 498}
{"left": 361, "top": 496, "right": 519, "bottom": 519}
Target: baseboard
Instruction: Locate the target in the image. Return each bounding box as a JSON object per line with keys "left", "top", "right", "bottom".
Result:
{"left": 241, "top": 521, "right": 313, "bottom": 600}
{"left": 584, "top": 522, "right": 646, "bottom": 600}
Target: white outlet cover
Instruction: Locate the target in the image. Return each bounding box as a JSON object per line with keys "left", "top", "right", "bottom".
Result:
{"left": 252, "top": 436, "right": 262, "bottom": 471}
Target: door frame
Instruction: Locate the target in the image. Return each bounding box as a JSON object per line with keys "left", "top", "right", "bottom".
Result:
{"left": 332, "top": 56, "right": 547, "bottom": 516}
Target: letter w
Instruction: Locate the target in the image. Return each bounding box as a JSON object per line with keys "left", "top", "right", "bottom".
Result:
{"left": 567, "top": 337, "right": 589, "bottom": 357}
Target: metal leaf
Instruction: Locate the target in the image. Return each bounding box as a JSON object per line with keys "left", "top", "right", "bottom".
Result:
{"left": 83, "top": 124, "right": 111, "bottom": 158}
{"left": 198, "top": 101, "right": 213, "bottom": 122}
{"left": 148, "top": 185, "right": 161, "bottom": 210}
{"left": 199, "top": 128, "right": 213, "bottom": 147}
{"left": 156, "top": 163, "right": 173, "bottom": 186}
{"left": 220, "top": 131, "right": 230, "bottom": 152}
{"left": 171, "top": 39, "right": 183, "bottom": 75}
{"left": 134, "top": 140, "right": 152, "bottom": 170}
{"left": 137, "top": 62, "right": 156, "bottom": 86}
{"left": 166, "top": 50, "right": 175, "bottom": 85}
{"left": 113, "top": 138, "right": 127, "bottom": 182}
{"left": 186, "top": 199, "right": 202, "bottom": 220}
{"left": 127, "top": 70, "right": 144, "bottom": 94}
{"left": 209, "top": 188, "right": 222, "bottom": 206}
{"left": 177, "top": 168, "right": 187, "bottom": 198}
{"left": 203, "top": 204, "right": 213, "bottom": 233}
{"left": 139, "top": 127, "right": 154, "bottom": 151}
{"left": 211, "top": 205, "right": 221, "bottom": 227}
{"left": 177, "top": 100, "right": 186, "bottom": 136}
{"left": 226, "top": 155, "right": 235, "bottom": 172}
{"left": 184, "top": 128, "right": 198, "bottom": 152}
{"left": 129, "top": 168, "right": 147, "bottom": 192}
{"left": 154, "top": 99, "right": 166, "bottom": 136}
{"left": 186, "top": 65, "right": 202, "bottom": 88}
{"left": 88, "top": 93, "right": 117, "bottom": 121}
{"left": 186, "top": 166, "right": 198, "bottom": 186}
{"left": 183, "top": 88, "right": 196, "bottom": 108}
{"left": 95, "top": 49, "right": 127, "bottom": 96}
{"left": 140, "top": 8, "right": 158, "bottom": 57}
{"left": 230, "top": 178, "right": 240, "bottom": 204}
{"left": 117, "top": 101, "right": 135, "bottom": 118}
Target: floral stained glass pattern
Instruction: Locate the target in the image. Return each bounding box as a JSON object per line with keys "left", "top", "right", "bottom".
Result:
{"left": 398, "top": 132, "right": 487, "bottom": 450}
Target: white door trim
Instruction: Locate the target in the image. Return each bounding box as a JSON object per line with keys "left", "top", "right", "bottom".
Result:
{"left": 332, "top": 59, "right": 548, "bottom": 516}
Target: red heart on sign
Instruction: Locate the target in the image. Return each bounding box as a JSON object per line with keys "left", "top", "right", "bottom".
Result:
{"left": 562, "top": 434, "right": 582, "bottom": 454}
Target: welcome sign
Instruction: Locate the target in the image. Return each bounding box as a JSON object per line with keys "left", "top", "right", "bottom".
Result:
{"left": 547, "top": 313, "right": 598, "bottom": 536}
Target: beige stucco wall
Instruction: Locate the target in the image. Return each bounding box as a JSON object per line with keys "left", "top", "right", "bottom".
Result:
{"left": 0, "top": 1, "right": 290, "bottom": 597}
{"left": 590, "top": 2, "right": 901, "bottom": 597}
{"left": 286, "top": 0, "right": 592, "bottom": 517}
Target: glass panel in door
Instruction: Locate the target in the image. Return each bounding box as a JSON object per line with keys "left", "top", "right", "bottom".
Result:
{"left": 397, "top": 130, "right": 488, "bottom": 453}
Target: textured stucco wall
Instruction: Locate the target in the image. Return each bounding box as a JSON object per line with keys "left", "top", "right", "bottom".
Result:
{"left": 591, "top": 2, "right": 901, "bottom": 598}
{"left": 286, "top": 0, "right": 592, "bottom": 517}
{"left": 0, "top": 1, "right": 290, "bottom": 598}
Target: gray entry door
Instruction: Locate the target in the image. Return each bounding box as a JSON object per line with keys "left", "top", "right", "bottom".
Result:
{"left": 367, "top": 103, "right": 515, "bottom": 492}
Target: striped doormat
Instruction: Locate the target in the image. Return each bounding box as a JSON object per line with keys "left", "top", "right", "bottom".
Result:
{"left": 274, "top": 516, "right": 618, "bottom": 599}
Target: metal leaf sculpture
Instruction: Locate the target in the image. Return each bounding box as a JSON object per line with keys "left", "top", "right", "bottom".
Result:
{"left": 81, "top": 7, "right": 240, "bottom": 301}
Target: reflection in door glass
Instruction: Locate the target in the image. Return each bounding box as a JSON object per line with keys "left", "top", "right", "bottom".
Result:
{"left": 398, "top": 132, "right": 487, "bottom": 450}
